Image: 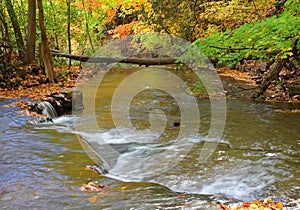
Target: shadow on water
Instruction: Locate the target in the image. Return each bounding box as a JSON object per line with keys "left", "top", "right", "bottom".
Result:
{"left": 0, "top": 67, "right": 299, "bottom": 208}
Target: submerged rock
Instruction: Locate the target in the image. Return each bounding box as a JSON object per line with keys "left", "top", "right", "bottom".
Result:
{"left": 28, "top": 117, "right": 54, "bottom": 125}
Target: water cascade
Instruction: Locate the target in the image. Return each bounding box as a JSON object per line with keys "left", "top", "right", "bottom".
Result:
{"left": 38, "top": 101, "right": 58, "bottom": 119}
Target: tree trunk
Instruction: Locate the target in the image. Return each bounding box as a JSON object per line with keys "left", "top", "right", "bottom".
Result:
{"left": 0, "top": 9, "right": 13, "bottom": 60}
{"left": 251, "top": 58, "right": 287, "bottom": 99}
{"left": 251, "top": 38, "right": 298, "bottom": 99}
{"left": 27, "top": 0, "right": 36, "bottom": 63}
{"left": 37, "top": 0, "right": 55, "bottom": 83}
{"left": 4, "top": 0, "right": 28, "bottom": 64}
{"left": 0, "top": 7, "right": 9, "bottom": 39}
{"left": 82, "top": 0, "right": 94, "bottom": 52}
{"left": 66, "top": 0, "right": 71, "bottom": 68}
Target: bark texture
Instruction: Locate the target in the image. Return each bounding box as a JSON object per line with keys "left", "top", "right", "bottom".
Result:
{"left": 38, "top": 0, "right": 54, "bottom": 83}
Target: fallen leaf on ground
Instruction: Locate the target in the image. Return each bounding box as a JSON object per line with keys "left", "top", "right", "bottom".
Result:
{"left": 214, "top": 198, "right": 300, "bottom": 210}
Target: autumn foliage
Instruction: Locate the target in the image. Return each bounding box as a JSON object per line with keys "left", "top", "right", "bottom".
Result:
{"left": 214, "top": 197, "right": 300, "bottom": 210}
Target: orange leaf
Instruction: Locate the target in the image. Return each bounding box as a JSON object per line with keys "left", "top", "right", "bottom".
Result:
{"left": 89, "top": 195, "right": 97, "bottom": 203}
{"left": 276, "top": 202, "right": 283, "bottom": 210}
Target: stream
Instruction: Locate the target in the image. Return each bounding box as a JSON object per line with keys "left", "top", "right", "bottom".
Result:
{"left": 0, "top": 67, "right": 299, "bottom": 209}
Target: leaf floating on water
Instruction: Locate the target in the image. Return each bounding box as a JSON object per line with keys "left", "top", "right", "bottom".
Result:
{"left": 178, "top": 194, "right": 185, "bottom": 198}
{"left": 85, "top": 165, "right": 103, "bottom": 174}
{"left": 80, "top": 182, "right": 109, "bottom": 192}
{"left": 120, "top": 186, "right": 127, "bottom": 190}
{"left": 89, "top": 195, "right": 97, "bottom": 203}
{"left": 216, "top": 203, "right": 230, "bottom": 210}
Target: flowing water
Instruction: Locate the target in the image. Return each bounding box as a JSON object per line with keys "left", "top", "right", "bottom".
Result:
{"left": 0, "top": 67, "right": 299, "bottom": 209}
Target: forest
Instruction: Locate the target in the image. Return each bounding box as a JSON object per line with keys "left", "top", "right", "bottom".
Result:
{"left": 0, "top": 0, "right": 299, "bottom": 101}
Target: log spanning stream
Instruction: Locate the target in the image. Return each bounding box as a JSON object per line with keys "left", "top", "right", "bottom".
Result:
{"left": 0, "top": 67, "right": 299, "bottom": 209}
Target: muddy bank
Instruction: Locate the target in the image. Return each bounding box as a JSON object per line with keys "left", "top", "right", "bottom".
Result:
{"left": 216, "top": 68, "right": 300, "bottom": 111}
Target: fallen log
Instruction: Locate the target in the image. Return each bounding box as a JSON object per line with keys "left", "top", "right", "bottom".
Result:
{"left": 51, "top": 49, "right": 217, "bottom": 67}
{"left": 250, "top": 58, "right": 287, "bottom": 99}
{"left": 51, "top": 50, "right": 180, "bottom": 66}
{"left": 250, "top": 38, "right": 299, "bottom": 99}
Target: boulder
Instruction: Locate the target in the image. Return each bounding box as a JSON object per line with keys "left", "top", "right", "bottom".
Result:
{"left": 49, "top": 88, "right": 83, "bottom": 116}
{"left": 27, "top": 89, "right": 84, "bottom": 120}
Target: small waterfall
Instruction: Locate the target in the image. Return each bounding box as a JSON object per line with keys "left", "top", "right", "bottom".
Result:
{"left": 38, "top": 101, "right": 58, "bottom": 119}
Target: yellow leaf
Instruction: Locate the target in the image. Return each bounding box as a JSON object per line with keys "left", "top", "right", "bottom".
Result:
{"left": 250, "top": 203, "right": 258, "bottom": 209}
{"left": 120, "top": 186, "right": 127, "bottom": 190}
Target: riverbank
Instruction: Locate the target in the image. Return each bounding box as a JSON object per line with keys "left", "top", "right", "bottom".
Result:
{"left": 0, "top": 65, "right": 80, "bottom": 117}
{"left": 0, "top": 65, "right": 299, "bottom": 114}
{"left": 0, "top": 65, "right": 79, "bottom": 100}
{"left": 216, "top": 68, "right": 300, "bottom": 112}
